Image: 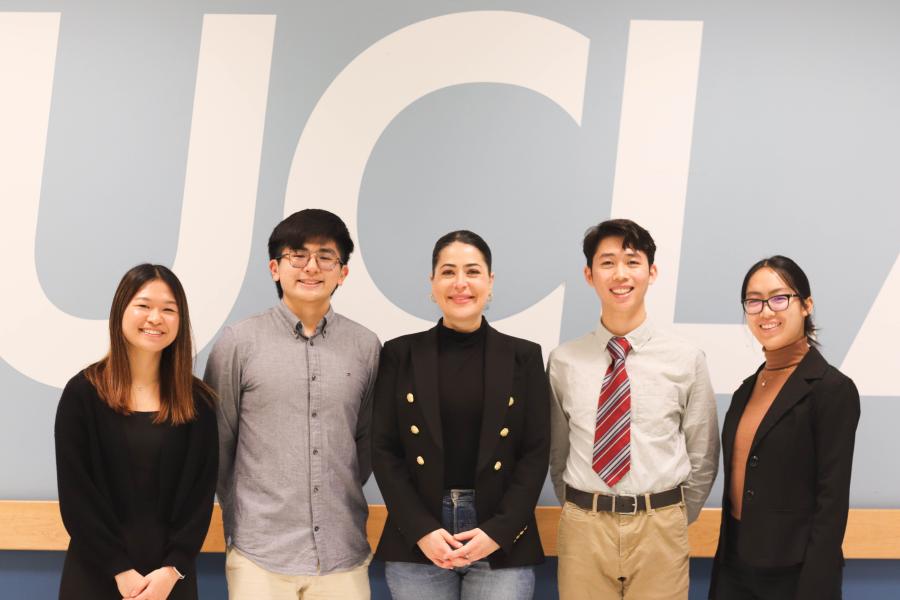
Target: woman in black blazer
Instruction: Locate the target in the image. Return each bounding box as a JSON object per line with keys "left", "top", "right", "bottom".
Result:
{"left": 710, "top": 256, "right": 860, "bottom": 600}
{"left": 55, "top": 264, "right": 217, "bottom": 600}
{"left": 371, "top": 230, "right": 550, "bottom": 600}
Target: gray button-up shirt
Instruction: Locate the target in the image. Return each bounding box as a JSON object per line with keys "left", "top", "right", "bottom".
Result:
{"left": 205, "top": 302, "right": 380, "bottom": 575}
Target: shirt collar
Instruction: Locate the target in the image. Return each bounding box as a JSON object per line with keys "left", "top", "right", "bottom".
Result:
{"left": 275, "top": 301, "right": 334, "bottom": 339}
{"left": 594, "top": 316, "right": 654, "bottom": 353}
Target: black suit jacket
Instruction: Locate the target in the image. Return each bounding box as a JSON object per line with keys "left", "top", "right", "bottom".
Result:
{"left": 371, "top": 321, "right": 550, "bottom": 567}
{"left": 710, "top": 346, "right": 860, "bottom": 600}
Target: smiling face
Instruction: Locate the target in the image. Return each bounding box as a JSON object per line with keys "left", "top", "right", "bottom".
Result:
{"left": 743, "top": 267, "right": 812, "bottom": 350}
{"left": 431, "top": 241, "right": 494, "bottom": 332}
{"left": 121, "top": 279, "right": 180, "bottom": 355}
{"left": 269, "top": 240, "right": 348, "bottom": 311}
{"left": 585, "top": 235, "right": 657, "bottom": 329}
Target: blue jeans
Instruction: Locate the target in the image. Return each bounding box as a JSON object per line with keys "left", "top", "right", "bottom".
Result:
{"left": 385, "top": 489, "right": 535, "bottom": 600}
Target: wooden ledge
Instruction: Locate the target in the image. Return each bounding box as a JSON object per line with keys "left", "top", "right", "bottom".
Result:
{"left": 1, "top": 502, "right": 898, "bottom": 559}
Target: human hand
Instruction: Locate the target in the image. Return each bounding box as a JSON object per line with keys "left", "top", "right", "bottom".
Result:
{"left": 129, "top": 567, "right": 180, "bottom": 600}
{"left": 417, "top": 528, "right": 464, "bottom": 568}
{"left": 447, "top": 528, "right": 500, "bottom": 565}
{"left": 114, "top": 569, "right": 148, "bottom": 598}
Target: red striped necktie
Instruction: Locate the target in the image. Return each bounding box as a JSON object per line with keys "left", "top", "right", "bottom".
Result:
{"left": 593, "top": 336, "right": 633, "bottom": 487}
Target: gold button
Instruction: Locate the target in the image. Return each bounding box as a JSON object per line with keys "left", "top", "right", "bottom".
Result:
{"left": 494, "top": 461, "right": 502, "bottom": 471}
{"left": 410, "top": 425, "right": 420, "bottom": 435}
{"left": 500, "top": 427, "right": 509, "bottom": 438}
{"left": 508, "top": 396, "right": 515, "bottom": 407}
{"left": 406, "top": 393, "right": 414, "bottom": 403}
{"left": 416, "top": 456, "right": 425, "bottom": 465}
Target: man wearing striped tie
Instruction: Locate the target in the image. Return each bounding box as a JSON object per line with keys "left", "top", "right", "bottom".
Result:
{"left": 548, "top": 219, "right": 719, "bottom": 599}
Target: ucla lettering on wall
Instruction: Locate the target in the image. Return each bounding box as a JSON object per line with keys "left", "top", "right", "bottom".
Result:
{"left": 0, "top": 1, "right": 897, "bottom": 512}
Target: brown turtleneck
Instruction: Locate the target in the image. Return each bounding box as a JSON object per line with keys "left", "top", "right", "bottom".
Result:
{"left": 729, "top": 336, "right": 809, "bottom": 519}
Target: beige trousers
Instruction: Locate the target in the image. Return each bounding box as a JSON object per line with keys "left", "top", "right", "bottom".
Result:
{"left": 225, "top": 546, "right": 371, "bottom": 600}
{"left": 557, "top": 501, "right": 689, "bottom": 600}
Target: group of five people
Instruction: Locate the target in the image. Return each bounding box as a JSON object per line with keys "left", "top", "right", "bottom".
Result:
{"left": 54, "top": 209, "right": 859, "bottom": 600}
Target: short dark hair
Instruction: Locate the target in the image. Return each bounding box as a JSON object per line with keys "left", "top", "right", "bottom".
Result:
{"left": 267, "top": 209, "right": 354, "bottom": 298}
{"left": 431, "top": 230, "right": 492, "bottom": 273}
{"left": 582, "top": 218, "right": 656, "bottom": 267}
{"left": 741, "top": 255, "right": 819, "bottom": 346}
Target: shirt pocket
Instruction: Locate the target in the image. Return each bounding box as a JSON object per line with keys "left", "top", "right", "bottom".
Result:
{"left": 631, "top": 388, "right": 682, "bottom": 438}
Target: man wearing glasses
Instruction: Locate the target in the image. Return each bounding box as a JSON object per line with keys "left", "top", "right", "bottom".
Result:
{"left": 205, "top": 209, "right": 380, "bottom": 599}
{"left": 547, "top": 218, "right": 719, "bottom": 599}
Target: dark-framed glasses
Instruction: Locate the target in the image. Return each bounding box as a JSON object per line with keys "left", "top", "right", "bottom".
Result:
{"left": 279, "top": 251, "right": 343, "bottom": 271}
{"left": 741, "top": 294, "right": 800, "bottom": 315}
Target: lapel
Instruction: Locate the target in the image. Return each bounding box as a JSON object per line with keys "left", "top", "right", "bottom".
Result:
{"left": 411, "top": 325, "right": 443, "bottom": 450}
{"left": 722, "top": 370, "right": 759, "bottom": 467}
{"left": 475, "top": 324, "right": 515, "bottom": 473}
{"left": 749, "top": 346, "right": 828, "bottom": 453}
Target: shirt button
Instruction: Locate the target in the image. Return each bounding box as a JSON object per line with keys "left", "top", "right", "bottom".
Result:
{"left": 314, "top": 526, "right": 319, "bottom": 532}
{"left": 312, "top": 412, "right": 318, "bottom": 418}
{"left": 313, "top": 486, "right": 319, "bottom": 493}
{"left": 313, "top": 449, "right": 318, "bottom": 455}
{"left": 311, "top": 375, "right": 317, "bottom": 381}
{"left": 310, "top": 341, "right": 315, "bottom": 346}
{"left": 745, "top": 489, "right": 754, "bottom": 498}
{"left": 749, "top": 455, "right": 759, "bottom": 467}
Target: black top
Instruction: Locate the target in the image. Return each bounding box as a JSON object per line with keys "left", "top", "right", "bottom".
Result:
{"left": 119, "top": 411, "right": 169, "bottom": 573}
{"left": 438, "top": 318, "right": 486, "bottom": 489}
{"left": 55, "top": 371, "right": 218, "bottom": 599}
{"left": 372, "top": 321, "right": 551, "bottom": 568}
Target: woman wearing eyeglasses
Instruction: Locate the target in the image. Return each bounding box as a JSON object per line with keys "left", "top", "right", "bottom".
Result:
{"left": 371, "top": 230, "right": 550, "bottom": 600}
{"left": 709, "top": 256, "right": 860, "bottom": 600}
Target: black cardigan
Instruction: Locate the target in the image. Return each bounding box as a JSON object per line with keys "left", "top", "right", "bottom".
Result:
{"left": 710, "top": 347, "right": 860, "bottom": 599}
{"left": 371, "top": 322, "right": 550, "bottom": 568}
{"left": 54, "top": 371, "right": 218, "bottom": 578}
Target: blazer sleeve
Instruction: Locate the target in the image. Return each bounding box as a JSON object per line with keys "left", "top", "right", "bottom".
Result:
{"left": 162, "top": 397, "right": 219, "bottom": 575}
{"left": 795, "top": 375, "right": 860, "bottom": 599}
{"left": 371, "top": 342, "right": 442, "bottom": 548}
{"left": 479, "top": 344, "right": 551, "bottom": 554}
{"left": 54, "top": 378, "right": 133, "bottom": 577}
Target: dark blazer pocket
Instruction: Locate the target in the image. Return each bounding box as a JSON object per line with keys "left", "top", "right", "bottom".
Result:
{"left": 746, "top": 509, "right": 811, "bottom": 566}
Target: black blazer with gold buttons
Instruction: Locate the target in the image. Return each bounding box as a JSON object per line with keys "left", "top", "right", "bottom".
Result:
{"left": 371, "top": 321, "right": 550, "bottom": 567}
{"left": 710, "top": 346, "right": 860, "bottom": 600}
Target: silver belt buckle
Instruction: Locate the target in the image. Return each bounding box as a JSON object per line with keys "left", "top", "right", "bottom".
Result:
{"left": 613, "top": 493, "right": 638, "bottom": 515}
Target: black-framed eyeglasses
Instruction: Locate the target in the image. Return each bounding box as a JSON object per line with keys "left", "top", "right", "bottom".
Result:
{"left": 278, "top": 251, "right": 343, "bottom": 271}
{"left": 741, "top": 294, "right": 800, "bottom": 315}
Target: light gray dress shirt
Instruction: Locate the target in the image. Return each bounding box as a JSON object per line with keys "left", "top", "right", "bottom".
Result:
{"left": 204, "top": 302, "right": 380, "bottom": 575}
{"left": 548, "top": 318, "right": 719, "bottom": 523}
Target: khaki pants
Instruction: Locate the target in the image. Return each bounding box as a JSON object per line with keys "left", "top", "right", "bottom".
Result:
{"left": 557, "top": 501, "right": 689, "bottom": 600}
{"left": 225, "top": 546, "right": 371, "bottom": 600}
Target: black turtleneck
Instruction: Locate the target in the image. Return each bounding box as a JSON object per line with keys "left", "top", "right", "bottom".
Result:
{"left": 438, "top": 318, "right": 486, "bottom": 489}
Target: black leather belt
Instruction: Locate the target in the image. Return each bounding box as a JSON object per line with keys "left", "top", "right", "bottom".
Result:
{"left": 565, "top": 484, "right": 684, "bottom": 514}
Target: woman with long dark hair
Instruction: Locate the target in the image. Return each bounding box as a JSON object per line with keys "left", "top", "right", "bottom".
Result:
{"left": 371, "top": 230, "right": 550, "bottom": 600}
{"left": 710, "top": 256, "right": 860, "bottom": 600}
{"left": 55, "top": 264, "right": 217, "bottom": 600}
